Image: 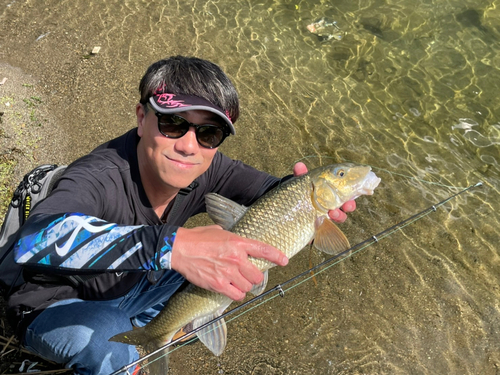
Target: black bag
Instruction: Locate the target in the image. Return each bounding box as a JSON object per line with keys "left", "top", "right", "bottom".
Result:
{"left": 0, "top": 164, "right": 67, "bottom": 297}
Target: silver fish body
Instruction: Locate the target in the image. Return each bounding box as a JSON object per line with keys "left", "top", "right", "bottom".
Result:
{"left": 109, "top": 163, "right": 380, "bottom": 373}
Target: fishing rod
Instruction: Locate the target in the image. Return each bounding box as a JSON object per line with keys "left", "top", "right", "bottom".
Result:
{"left": 112, "top": 181, "right": 483, "bottom": 375}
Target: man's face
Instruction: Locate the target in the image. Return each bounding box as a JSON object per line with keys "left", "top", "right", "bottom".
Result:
{"left": 136, "top": 104, "right": 221, "bottom": 191}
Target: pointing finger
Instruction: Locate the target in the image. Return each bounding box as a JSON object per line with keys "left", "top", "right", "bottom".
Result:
{"left": 245, "top": 240, "right": 289, "bottom": 267}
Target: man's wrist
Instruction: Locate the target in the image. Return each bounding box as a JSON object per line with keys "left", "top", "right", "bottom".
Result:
{"left": 160, "top": 251, "right": 172, "bottom": 270}
{"left": 158, "top": 227, "right": 178, "bottom": 270}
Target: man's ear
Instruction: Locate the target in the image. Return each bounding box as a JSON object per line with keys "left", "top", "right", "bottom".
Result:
{"left": 136, "top": 103, "right": 146, "bottom": 137}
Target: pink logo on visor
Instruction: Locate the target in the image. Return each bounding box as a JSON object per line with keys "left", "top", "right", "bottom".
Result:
{"left": 225, "top": 110, "right": 232, "bottom": 123}
{"left": 156, "top": 93, "right": 190, "bottom": 108}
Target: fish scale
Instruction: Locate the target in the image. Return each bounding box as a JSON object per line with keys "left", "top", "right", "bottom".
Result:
{"left": 233, "top": 175, "right": 317, "bottom": 271}
{"left": 143, "top": 284, "right": 231, "bottom": 340}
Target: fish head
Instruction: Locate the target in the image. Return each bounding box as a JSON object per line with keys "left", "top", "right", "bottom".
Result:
{"left": 310, "top": 163, "right": 381, "bottom": 213}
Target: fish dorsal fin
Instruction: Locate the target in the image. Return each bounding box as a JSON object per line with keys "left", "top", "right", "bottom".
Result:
{"left": 192, "top": 314, "right": 228, "bottom": 356}
{"left": 250, "top": 270, "right": 268, "bottom": 296}
{"left": 205, "top": 193, "right": 248, "bottom": 230}
{"left": 314, "top": 217, "right": 351, "bottom": 255}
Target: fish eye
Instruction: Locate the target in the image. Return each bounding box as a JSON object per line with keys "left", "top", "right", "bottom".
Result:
{"left": 337, "top": 169, "right": 345, "bottom": 177}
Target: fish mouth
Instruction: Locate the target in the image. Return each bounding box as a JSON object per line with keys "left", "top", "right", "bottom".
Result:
{"left": 351, "top": 170, "right": 381, "bottom": 199}
{"left": 360, "top": 171, "right": 381, "bottom": 195}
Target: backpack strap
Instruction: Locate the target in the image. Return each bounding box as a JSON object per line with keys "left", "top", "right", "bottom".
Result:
{"left": 166, "top": 181, "right": 199, "bottom": 223}
{"left": 150, "top": 181, "right": 198, "bottom": 284}
{"left": 10, "top": 164, "right": 67, "bottom": 221}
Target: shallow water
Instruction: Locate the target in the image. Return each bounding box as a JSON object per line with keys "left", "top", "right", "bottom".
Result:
{"left": 1, "top": 0, "right": 499, "bottom": 373}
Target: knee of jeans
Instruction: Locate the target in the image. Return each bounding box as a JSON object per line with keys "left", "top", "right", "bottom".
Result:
{"left": 25, "top": 305, "right": 136, "bottom": 368}
{"left": 68, "top": 338, "right": 138, "bottom": 375}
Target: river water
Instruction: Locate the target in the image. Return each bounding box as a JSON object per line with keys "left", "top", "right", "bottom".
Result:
{"left": 1, "top": 0, "right": 499, "bottom": 374}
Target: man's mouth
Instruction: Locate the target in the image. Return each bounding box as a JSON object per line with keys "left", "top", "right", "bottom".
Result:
{"left": 166, "top": 156, "right": 199, "bottom": 167}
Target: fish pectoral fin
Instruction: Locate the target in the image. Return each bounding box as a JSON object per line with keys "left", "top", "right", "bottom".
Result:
{"left": 314, "top": 218, "right": 350, "bottom": 255}
{"left": 205, "top": 193, "right": 248, "bottom": 230}
{"left": 192, "top": 315, "right": 228, "bottom": 356}
{"left": 250, "top": 270, "right": 268, "bottom": 296}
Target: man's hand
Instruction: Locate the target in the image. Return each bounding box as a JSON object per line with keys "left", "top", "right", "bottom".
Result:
{"left": 171, "top": 226, "right": 288, "bottom": 301}
{"left": 293, "top": 162, "right": 356, "bottom": 222}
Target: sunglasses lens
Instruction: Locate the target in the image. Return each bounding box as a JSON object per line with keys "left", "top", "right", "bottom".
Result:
{"left": 157, "top": 115, "right": 189, "bottom": 138}
{"left": 196, "top": 126, "right": 225, "bottom": 148}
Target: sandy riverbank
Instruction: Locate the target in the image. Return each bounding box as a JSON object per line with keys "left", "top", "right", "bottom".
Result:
{"left": 0, "top": 62, "right": 70, "bottom": 224}
{"left": 0, "top": 62, "right": 72, "bottom": 373}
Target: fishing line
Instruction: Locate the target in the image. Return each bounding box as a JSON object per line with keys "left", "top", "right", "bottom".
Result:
{"left": 112, "top": 181, "right": 482, "bottom": 375}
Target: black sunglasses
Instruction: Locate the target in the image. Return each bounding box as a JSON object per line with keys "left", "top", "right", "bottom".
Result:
{"left": 149, "top": 106, "right": 230, "bottom": 149}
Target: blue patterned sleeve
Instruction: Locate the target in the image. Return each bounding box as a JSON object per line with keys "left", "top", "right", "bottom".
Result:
{"left": 14, "top": 213, "right": 177, "bottom": 272}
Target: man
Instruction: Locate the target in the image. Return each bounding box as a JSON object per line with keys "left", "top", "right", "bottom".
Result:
{"left": 7, "top": 56, "right": 355, "bottom": 374}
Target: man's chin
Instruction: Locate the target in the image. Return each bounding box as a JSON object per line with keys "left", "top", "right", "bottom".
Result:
{"left": 161, "top": 170, "right": 201, "bottom": 190}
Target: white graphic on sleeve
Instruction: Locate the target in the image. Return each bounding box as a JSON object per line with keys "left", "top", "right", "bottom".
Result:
{"left": 60, "top": 225, "right": 143, "bottom": 269}
{"left": 108, "top": 242, "right": 143, "bottom": 270}
{"left": 55, "top": 216, "right": 115, "bottom": 257}
{"left": 16, "top": 215, "right": 120, "bottom": 264}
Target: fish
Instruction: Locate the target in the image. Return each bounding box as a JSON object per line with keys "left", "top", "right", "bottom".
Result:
{"left": 109, "top": 163, "right": 381, "bottom": 373}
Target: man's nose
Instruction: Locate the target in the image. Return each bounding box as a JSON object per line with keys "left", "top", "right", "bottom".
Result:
{"left": 174, "top": 127, "right": 199, "bottom": 154}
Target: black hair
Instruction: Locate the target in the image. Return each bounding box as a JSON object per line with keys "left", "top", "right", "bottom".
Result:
{"left": 139, "top": 56, "right": 240, "bottom": 123}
